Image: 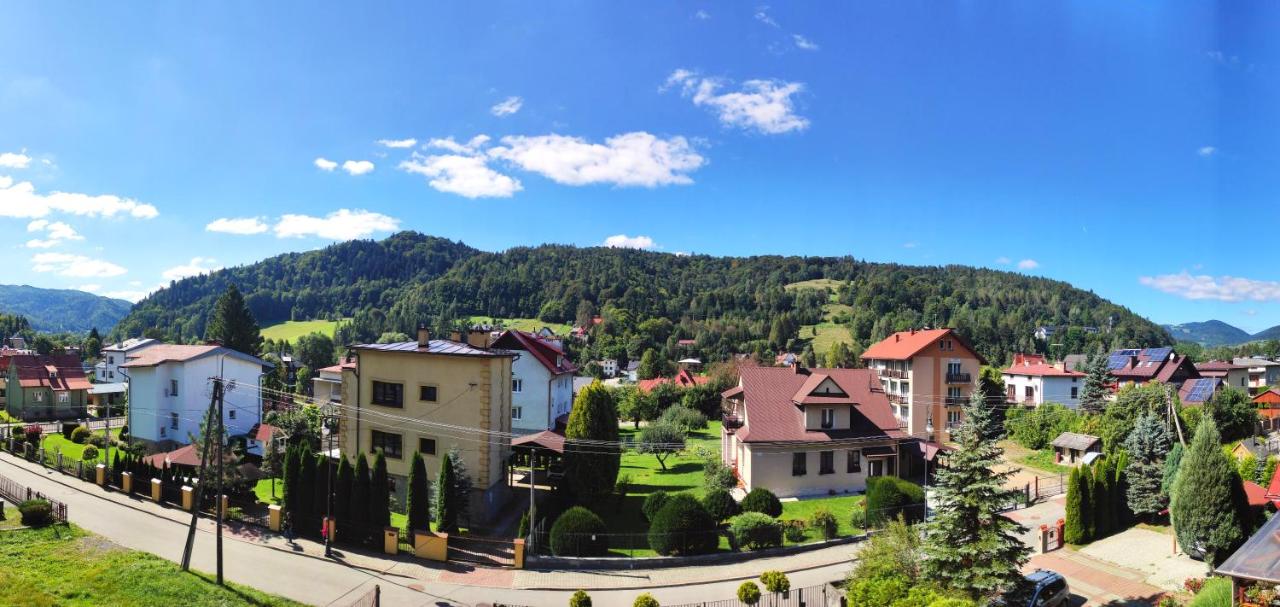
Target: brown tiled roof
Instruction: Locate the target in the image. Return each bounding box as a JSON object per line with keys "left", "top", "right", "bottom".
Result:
{"left": 734, "top": 366, "right": 902, "bottom": 443}
{"left": 1002, "top": 359, "right": 1085, "bottom": 378}
{"left": 10, "top": 354, "right": 91, "bottom": 390}
{"left": 143, "top": 444, "right": 201, "bottom": 468}
{"left": 317, "top": 361, "right": 356, "bottom": 374}
{"left": 512, "top": 429, "right": 566, "bottom": 454}
{"left": 637, "top": 368, "right": 708, "bottom": 393}
{"left": 121, "top": 345, "right": 270, "bottom": 368}
{"left": 861, "top": 328, "right": 986, "bottom": 364}
{"left": 1051, "top": 432, "right": 1100, "bottom": 451}
{"left": 490, "top": 330, "right": 576, "bottom": 375}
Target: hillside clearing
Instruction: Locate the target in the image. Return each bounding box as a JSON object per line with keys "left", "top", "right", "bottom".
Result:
{"left": 259, "top": 319, "right": 344, "bottom": 343}
{"left": 466, "top": 316, "right": 571, "bottom": 335}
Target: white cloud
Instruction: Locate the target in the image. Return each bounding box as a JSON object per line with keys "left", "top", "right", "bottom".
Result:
{"left": 1245, "top": 309, "right": 1258, "bottom": 316}
{"left": 603, "top": 234, "right": 656, "bottom": 249}
{"left": 1198, "top": 146, "right": 1217, "bottom": 157}
{"left": 77, "top": 284, "right": 101, "bottom": 293}
{"left": 274, "top": 209, "right": 400, "bottom": 240}
{"left": 0, "top": 177, "right": 158, "bottom": 220}
{"left": 695, "top": 9, "right": 710, "bottom": 19}
{"left": 0, "top": 151, "right": 31, "bottom": 169}
{"left": 314, "top": 157, "right": 338, "bottom": 171}
{"left": 995, "top": 257, "right": 1011, "bottom": 265}
{"left": 490, "top": 132, "right": 705, "bottom": 187}
{"left": 376, "top": 138, "right": 418, "bottom": 149}
{"left": 162, "top": 257, "right": 221, "bottom": 282}
{"left": 399, "top": 151, "right": 522, "bottom": 199}
{"left": 1139, "top": 271, "right": 1280, "bottom": 302}
{"left": 754, "top": 9, "right": 778, "bottom": 27}
{"left": 31, "top": 252, "right": 126, "bottom": 277}
{"left": 103, "top": 290, "right": 149, "bottom": 302}
{"left": 665, "top": 70, "right": 808, "bottom": 134}
{"left": 427, "top": 135, "right": 492, "bottom": 155}
{"left": 24, "top": 220, "right": 83, "bottom": 248}
{"left": 793, "top": 34, "right": 819, "bottom": 51}
{"left": 342, "top": 160, "right": 375, "bottom": 176}
{"left": 1016, "top": 259, "right": 1039, "bottom": 270}
{"left": 902, "top": 241, "right": 919, "bottom": 249}
{"left": 490, "top": 96, "right": 524, "bottom": 117}
{"left": 206, "top": 217, "right": 269, "bottom": 235}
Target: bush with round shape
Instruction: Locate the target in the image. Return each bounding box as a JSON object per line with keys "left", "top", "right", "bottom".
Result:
{"left": 549, "top": 506, "right": 609, "bottom": 557}
{"left": 729, "top": 512, "right": 783, "bottom": 550}
{"left": 760, "top": 570, "right": 790, "bottom": 594}
{"left": 740, "top": 488, "right": 782, "bottom": 517}
{"left": 81, "top": 445, "right": 98, "bottom": 462}
{"left": 865, "top": 476, "right": 925, "bottom": 525}
{"left": 19, "top": 499, "right": 53, "bottom": 526}
{"left": 648, "top": 494, "right": 718, "bottom": 556}
{"left": 809, "top": 507, "right": 838, "bottom": 539}
{"left": 70, "top": 425, "right": 91, "bottom": 444}
{"left": 702, "top": 488, "right": 739, "bottom": 522}
{"left": 658, "top": 405, "right": 708, "bottom": 432}
{"left": 569, "top": 589, "right": 592, "bottom": 607}
{"left": 633, "top": 593, "right": 659, "bottom": 607}
{"left": 737, "top": 581, "right": 762, "bottom": 605}
{"left": 783, "top": 521, "right": 806, "bottom": 543}
{"left": 23, "top": 425, "right": 42, "bottom": 444}
{"left": 642, "top": 490, "right": 669, "bottom": 522}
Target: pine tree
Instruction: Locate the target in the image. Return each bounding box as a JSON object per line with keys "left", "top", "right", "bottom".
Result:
{"left": 1124, "top": 411, "right": 1170, "bottom": 520}
{"left": 334, "top": 457, "right": 353, "bottom": 539}
{"left": 1112, "top": 451, "right": 1133, "bottom": 527}
{"left": 371, "top": 450, "right": 390, "bottom": 529}
{"left": 435, "top": 451, "right": 458, "bottom": 533}
{"left": 1163, "top": 442, "right": 1184, "bottom": 494}
{"left": 407, "top": 451, "right": 431, "bottom": 538}
{"left": 563, "top": 381, "right": 621, "bottom": 503}
{"left": 352, "top": 453, "right": 371, "bottom": 542}
{"left": 1080, "top": 353, "right": 1109, "bottom": 414}
{"left": 447, "top": 446, "right": 472, "bottom": 526}
{"left": 300, "top": 445, "right": 318, "bottom": 532}
{"left": 1171, "top": 418, "right": 1250, "bottom": 567}
{"left": 1063, "top": 466, "right": 1087, "bottom": 544}
{"left": 205, "top": 284, "right": 262, "bottom": 355}
{"left": 1091, "top": 461, "right": 1112, "bottom": 538}
{"left": 923, "top": 391, "right": 1030, "bottom": 600}
{"left": 1080, "top": 465, "right": 1096, "bottom": 541}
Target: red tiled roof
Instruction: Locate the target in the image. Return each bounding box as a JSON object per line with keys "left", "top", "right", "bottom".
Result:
{"left": 10, "top": 354, "right": 91, "bottom": 391}
{"left": 1245, "top": 480, "right": 1271, "bottom": 508}
{"left": 1002, "top": 354, "right": 1084, "bottom": 378}
{"left": 1254, "top": 389, "right": 1280, "bottom": 405}
{"left": 1267, "top": 466, "right": 1280, "bottom": 503}
{"left": 318, "top": 361, "right": 356, "bottom": 374}
{"left": 861, "top": 328, "right": 986, "bottom": 364}
{"left": 490, "top": 330, "right": 576, "bottom": 375}
{"left": 1197, "top": 360, "right": 1243, "bottom": 373}
{"left": 143, "top": 444, "right": 201, "bottom": 468}
{"left": 637, "top": 368, "right": 708, "bottom": 393}
{"left": 733, "top": 366, "right": 903, "bottom": 443}
{"left": 252, "top": 423, "right": 279, "bottom": 442}
{"left": 676, "top": 339, "right": 696, "bottom": 346}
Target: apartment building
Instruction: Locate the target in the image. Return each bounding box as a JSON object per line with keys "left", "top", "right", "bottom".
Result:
{"left": 861, "top": 328, "right": 985, "bottom": 442}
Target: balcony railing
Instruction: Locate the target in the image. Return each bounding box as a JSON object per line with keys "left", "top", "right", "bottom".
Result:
{"left": 722, "top": 415, "right": 743, "bottom": 430}
{"left": 879, "top": 369, "right": 909, "bottom": 379}
{"left": 945, "top": 397, "right": 965, "bottom": 407}
{"left": 888, "top": 394, "right": 908, "bottom": 405}
{"left": 895, "top": 416, "right": 909, "bottom": 430}
{"left": 945, "top": 372, "right": 972, "bottom": 384}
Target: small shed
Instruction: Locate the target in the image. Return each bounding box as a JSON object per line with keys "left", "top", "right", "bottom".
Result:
{"left": 1217, "top": 508, "right": 1280, "bottom": 603}
{"left": 1051, "top": 432, "right": 1102, "bottom": 465}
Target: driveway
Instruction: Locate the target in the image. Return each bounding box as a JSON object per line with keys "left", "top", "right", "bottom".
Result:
{"left": 1079, "top": 527, "right": 1206, "bottom": 592}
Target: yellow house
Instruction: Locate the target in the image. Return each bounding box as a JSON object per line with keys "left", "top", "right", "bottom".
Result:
{"left": 340, "top": 327, "right": 515, "bottom": 526}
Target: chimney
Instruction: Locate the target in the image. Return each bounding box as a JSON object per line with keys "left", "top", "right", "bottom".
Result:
{"left": 466, "top": 328, "right": 491, "bottom": 349}
{"left": 417, "top": 324, "right": 430, "bottom": 348}
{"left": 895, "top": 334, "right": 900, "bottom": 342}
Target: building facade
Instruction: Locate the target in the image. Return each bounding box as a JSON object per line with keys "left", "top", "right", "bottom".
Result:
{"left": 861, "top": 328, "right": 985, "bottom": 443}
{"left": 5, "top": 354, "right": 91, "bottom": 420}
{"left": 490, "top": 330, "right": 576, "bottom": 435}
{"left": 1001, "top": 353, "right": 1084, "bottom": 408}
{"left": 96, "top": 338, "right": 158, "bottom": 383}
{"left": 340, "top": 328, "right": 514, "bottom": 524}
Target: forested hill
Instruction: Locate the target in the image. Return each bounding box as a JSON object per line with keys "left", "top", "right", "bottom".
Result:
{"left": 0, "top": 284, "right": 132, "bottom": 333}
{"left": 111, "top": 232, "right": 1172, "bottom": 364}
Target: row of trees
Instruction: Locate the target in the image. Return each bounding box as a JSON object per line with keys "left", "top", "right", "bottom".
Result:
{"left": 281, "top": 443, "right": 389, "bottom": 543}
{"left": 1063, "top": 453, "right": 1132, "bottom": 544}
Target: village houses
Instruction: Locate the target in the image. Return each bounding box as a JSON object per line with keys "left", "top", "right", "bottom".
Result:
{"left": 4, "top": 353, "right": 92, "bottom": 420}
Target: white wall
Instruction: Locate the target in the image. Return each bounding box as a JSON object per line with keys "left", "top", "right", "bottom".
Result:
{"left": 1002, "top": 373, "right": 1081, "bottom": 408}
{"left": 511, "top": 354, "right": 552, "bottom": 433}
{"left": 128, "top": 353, "right": 263, "bottom": 454}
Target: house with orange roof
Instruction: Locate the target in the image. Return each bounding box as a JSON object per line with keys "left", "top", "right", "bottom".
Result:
{"left": 1001, "top": 353, "right": 1085, "bottom": 408}
{"left": 1254, "top": 388, "right": 1280, "bottom": 432}
{"left": 861, "top": 328, "right": 985, "bottom": 442}
{"left": 637, "top": 368, "right": 708, "bottom": 393}
{"left": 5, "top": 354, "right": 91, "bottom": 420}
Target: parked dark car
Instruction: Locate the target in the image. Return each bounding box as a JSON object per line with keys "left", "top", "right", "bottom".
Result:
{"left": 994, "top": 570, "right": 1071, "bottom": 607}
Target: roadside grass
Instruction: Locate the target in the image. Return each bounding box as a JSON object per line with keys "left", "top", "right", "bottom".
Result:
{"left": 466, "top": 316, "right": 571, "bottom": 335}
{"left": 0, "top": 523, "right": 305, "bottom": 606}
{"left": 260, "top": 319, "right": 345, "bottom": 344}
{"left": 41, "top": 428, "right": 122, "bottom": 463}
{"left": 1015, "top": 449, "right": 1070, "bottom": 475}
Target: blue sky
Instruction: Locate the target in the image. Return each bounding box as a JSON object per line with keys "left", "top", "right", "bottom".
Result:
{"left": 2, "top": 2, "right": 1279, "bottom": 331}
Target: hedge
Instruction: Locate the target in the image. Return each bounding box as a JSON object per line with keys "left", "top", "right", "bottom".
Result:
{"left": 19, "top": 499, "right": 53, "bottom": 526}
{"left": 648, "top": 494, "right": 718, "bottom": 556}
{"left": 865, "top": 477, "right": 924, "bottom": 525}
{"left": 550, "top": 507, "right": 609, "bottom": 557}
{"left": 729, "top": 512, "right": 783, "bottom": 550}
{"left": 642, "top": 490, "right": 669, "bottom": 522}
{"left": 702, "top": 488, "right": 740, "bottom": 522}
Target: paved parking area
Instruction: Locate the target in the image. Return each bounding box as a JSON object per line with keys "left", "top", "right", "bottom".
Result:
{"left": 1028, "top": 550, "right": 1165, "bottom": 606}
{"left": 1079, "top": 527, "right": 1206, "bottom": 592}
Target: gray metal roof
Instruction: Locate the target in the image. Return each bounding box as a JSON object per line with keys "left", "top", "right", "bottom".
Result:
{"left": 1218, "top": 506, "right": 1280, "bottom": 583}
{"left": 1051, "top": 432, "right": 1101, "bottom": 451}
{"left": 352, "top": 340, "right": 513, "bottom": 358}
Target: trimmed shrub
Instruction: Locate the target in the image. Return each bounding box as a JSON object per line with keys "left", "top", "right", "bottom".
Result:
{"left": 783, "top": 522, "right": 806, "bottom": 543}
{"left": 648, "top": 494, "right": 718, "bottom": 556}
{"left": 23, "top": 425, "right": 42, "bottom": 444}
{"left": 19, "top": 499, "right": 53, "bottom": 526}
{"left": 729, "top": 512, "right": 783, "bottom": 550}
{"left": 865, "top": 477, "right": 925, "bottom": 525}
{"left": 760, "top": 570, "right": 790, "bottom": 593}
{"left": 642, "top": 490, "right": 669, "bottom": 522}
{"left": 702, "top": 488, "right": 740, "bottom": 522}
{"left": 569, "top": 589, "right": 592, "bottom": 607}
{"left": 549, "top": 507, "right": 609, "bottom": 557}
{"left": 633, "top": 593, "right": 659, "bottom": 607}
{"left": 81, "top": 445, "right": 98, "bottom": 462}
{"left": 658, "top": 405, "right": 708, "bottom": 432}
{"left": 70, "top": 425, "right": 91, "bottom": 444}
{"left": 702, "top": 457, "right": 737, "bottom": 492}
{"left": 737, "top": 581, "right": 762, "bottom": 605}
{"left": 1188, "top": 577, "right": 1230, "bottom": 607}
{"left": 809, "top": 507, "right": 838, "bottom": 539}
{"left": 87, "top": 434, "right": 108, "bottom": 449}
{"left": 740, "top": 488, "right": 782, "bottom": 517}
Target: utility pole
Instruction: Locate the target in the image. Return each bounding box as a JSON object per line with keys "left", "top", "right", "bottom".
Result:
{"left": 181, "top": 378, "right": 223, "bottom": 572}
{"left": 215, "top": 376, "right": 225, "bottom": 585}
{"left": 323, "top": 409, "right": 334, "bottom": 558}
{"left": 1168, "top": 385, "right": 1186, "bottom": 446}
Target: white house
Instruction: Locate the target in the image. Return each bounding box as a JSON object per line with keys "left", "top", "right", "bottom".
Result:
{"left": 598, "top": 358, "right": 618, "bottom": 378}
{"left": 97, "top": 338, "right": 158, "bottom": 383}
{"left": 491, "top": 330, "right": 576, "bottom": 434}
{"left": 122, "top": 345, "right": 271, "bottom": 455}
{"left": 1002, "top": 353, "right": 1084, "bottom": 408}
{"left": 312, "top": 360, "right": 353, "bottom": 405}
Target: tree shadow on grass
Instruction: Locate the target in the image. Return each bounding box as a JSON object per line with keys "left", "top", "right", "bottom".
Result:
{"left": 625, "top": 483, "right": 697, "bottom": 494}
{"left": 184, "top": 571, "right": 288, "bottom": 607}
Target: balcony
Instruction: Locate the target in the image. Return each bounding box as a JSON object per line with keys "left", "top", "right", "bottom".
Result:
{"left": 895, "top": 416, "right": 909, "bottom": 430}
{"left": 880, "top": 369, "right": 908, "bottom": 379}
{"left": 722, "top": 415, "right": 743, "bottom": 431}
{"left": 945, "top": 372, "right": 972, "bottom": 384}
{"left": 945, "top": 397, "right": 965, "bottom": 407}
{"left": 888, "top": 394, "right": 908, "bottom": 405}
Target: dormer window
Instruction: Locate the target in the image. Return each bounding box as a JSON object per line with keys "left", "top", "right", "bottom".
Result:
{"left": 820, "top": 408, "right": 834, "bottom": 429}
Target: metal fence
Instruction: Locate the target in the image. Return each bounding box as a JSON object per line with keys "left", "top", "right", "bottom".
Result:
{"left": 0, "top": 472, "right": 69, "bottom": 522}
{"left": 494, "top": 583, "right": 840, "bottom": 607}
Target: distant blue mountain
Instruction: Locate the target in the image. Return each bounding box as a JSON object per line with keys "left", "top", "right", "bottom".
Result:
{"left": 1163, "top": 319, "right": 1277, "bottom": 346}
{"left": 0, "top": 284, "right": 132, "bottom": 333}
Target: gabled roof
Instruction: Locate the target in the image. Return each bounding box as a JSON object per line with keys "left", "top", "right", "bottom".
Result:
{"left": 1051, "top": 432, "right": 1100, "bottom": 451}
{"left": 512, "top": 429, "right": 566, "bottom": 454}
{"left": 102, "top": 338, "right": 158, "bottom": 353}
{"left": 351, "top": 339, "right": 514, "bottom": 358}
{"left": 121, "top": 345, "right": 271, "bottom": 369}
{"left": 1178, "top": 378, "right": 1221, "bottom": 404}
{"left": 490, "top": 330, "right": 576, "bottom": 375}
{"left": 860, "top": 328, "right": 986, "bottom": 364}
{"left": 1002, "top": 353, "right": 1084, "bottom": 378}
{"left": 143, "top": 444, "right": 202, "bottom": 468}
{"left": 1217, "top": 504, "right": 1280, "bottom": 583}
{"left": 9, "top": 354, "right": 91, "bottom": 391}
{"left": 637, "top": 368, "right": 708, "bottom": 393}
{"left": 733, "top": 366, "right": 902, "bottom": 443}
{"left": 317, "top": 360, "right": 356, "bottom": 375}
{"left": 1254, "top": 389, "right": 1280, "bottom": 405}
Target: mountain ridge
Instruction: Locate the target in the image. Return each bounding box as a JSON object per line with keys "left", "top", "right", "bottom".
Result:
{"left": 0, "top": 284, "right": 133, "bottom": 333}
{"left": 1163, "top": 319, "right": 1280, "bottom": 346}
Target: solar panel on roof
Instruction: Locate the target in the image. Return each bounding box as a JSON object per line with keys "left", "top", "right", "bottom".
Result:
{"left": 1143, "top": 347, "right": 1172, "bottom": 362}
{"left": 1107, "top": 354, "right": 1131, "bottom": 370}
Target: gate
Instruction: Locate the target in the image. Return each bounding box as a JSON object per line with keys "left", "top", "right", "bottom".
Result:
{"left": 448, "top": 534, "right": 516, "bottom": 567}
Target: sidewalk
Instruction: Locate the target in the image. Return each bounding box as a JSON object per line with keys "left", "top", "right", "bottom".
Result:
{"left": 0, "top": 451, "right": 861, "bottom": 606}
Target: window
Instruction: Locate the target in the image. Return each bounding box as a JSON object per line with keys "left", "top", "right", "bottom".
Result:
{"left": 418, "top": 437, "right": 437, "bottom": 456}
{"left": 791, "top": 452, "right": 807, "bottom": 476}
{"left": 1070, "top": 387, "right": 1078, "bottom": 399}
{"left": 868, "top": 459, "right": 884, "bottom": 477}
{"left": 57, "top": 391, "right": 69, "bottom": 404}
{"left": 512, "top": 406, "right": 523, "bottom": 420}
{"left": 512, "top": 378, "right": 523, "bottom": 393}
{"left": 370, "top": 430, "right": 403, "bottom": 459}
{"left": 1024, "top": 386, "right": 1035, "bottom": 400}
{"left": 372, "top": 381, "right": 404, "bottom": 407}
{"left": 947, "top": 409, "right": 963, "bottom": 427}
{"left": 847, "top": 450, "right": 861, "bottom": 473}
{"left": 170, "top": 412, "right": 179, "bottom": 429}
{"left": 819, "top": 451, "right": 835, "bottom": 475}
{"left": 229, "top": 409, "right": 236, "bottom": 420}
{"left": 107, "top": 355, "right": 114, "bottom": 364}
{"left": 820, "top": 408, "right": 834, "bottom": 429}
{"left": 419, "top": 385, "right": 437, "bottom": 402}
{"left": 170, "top": 379, "right": 179, "bottom": 397}
{"left": 940, "top": 339, "right": 953, "bottom": 351}
{"left": 33, "top": 391, "right": 44, "bottom": 403}
{"left": 947, "top": 362, "right": 962, "bottom": 376}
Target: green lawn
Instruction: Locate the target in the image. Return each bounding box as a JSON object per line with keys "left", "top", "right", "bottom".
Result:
{"left": 260, "top": 319, "right": 345, "bottom": 344}
{"left": 783, "top": 278, "right": 844, "bottom": 295}
{"left": 0, "top": 523, "right": 305, "bottom": 606}
{"left": 781, "top": 494, "right": 866, "bottom": 539}
{"left": 800, "top": 322, "right": 855, "bottom": 354}
{"left": 466, "top": 316, "right": 571, "bottom": 335}
{"left": 253, "top": 478, "right": 283, "bottom": 505}
{"left": 1016, "top": 449, "right": 1070, "bottom": 474}
{"left": 42, "top": 429, "right": 121, "bottom": 463}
